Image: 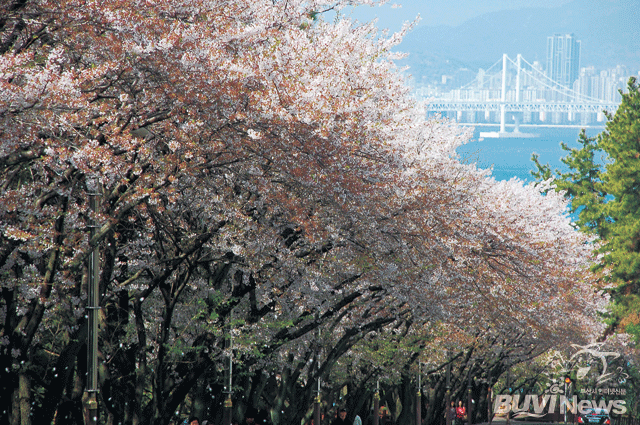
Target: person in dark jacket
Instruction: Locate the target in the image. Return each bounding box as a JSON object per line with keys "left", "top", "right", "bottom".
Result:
{"left": 331, "top": 409, "right": 350, "bottom": 425}
{"left": 448, "top": 401, "right": 457, "bottom": 425}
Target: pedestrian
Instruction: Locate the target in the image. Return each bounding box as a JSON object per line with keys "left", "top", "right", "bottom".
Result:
{"left": 378, "top": 405, "right": 390, "bottom": 425}
{"left": 456, "top": 401, "right": 466, "bottom": 424}
{"left": 448, "top": 401, "right": 456, "bottom": 425}
{"left": 331, "top": 408, "right": 350, "bottom": 425}
{"left": 189, "top": 417, "right": 200, "bottom": 425}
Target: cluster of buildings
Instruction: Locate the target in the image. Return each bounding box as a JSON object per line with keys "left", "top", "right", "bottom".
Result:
{"left": 417, "top": 34, "right": 638, "bottom": 126}
{"left": 574, "top": 64, "right": 631, "bottom": 104}
{"left": 544, "top": 33, "right": 631, "bottom": 104}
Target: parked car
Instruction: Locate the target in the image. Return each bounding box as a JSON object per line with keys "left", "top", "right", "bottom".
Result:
{"left": 577, "top": 408, "right": 611, "bottom": 425}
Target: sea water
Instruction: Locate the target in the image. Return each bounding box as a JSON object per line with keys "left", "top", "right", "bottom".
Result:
{"left": 456, "top": 125, "right": 605, "bottom": 183}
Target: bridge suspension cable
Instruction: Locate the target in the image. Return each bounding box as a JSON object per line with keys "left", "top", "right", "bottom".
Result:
{"left": 453, "top": 54, "right": 608, "bottom": 104}
{"left": 509, "top": 55, "right": 603, "bottom": 103}
{"left": 424, "top": 53, "right": 620, "bottom": 130}
{"left": 458, "top": 57, "right": 504, "bottom": 90}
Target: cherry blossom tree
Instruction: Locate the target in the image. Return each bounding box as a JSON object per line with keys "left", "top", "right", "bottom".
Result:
{"left": 0, "top": 0, "right": 607, "bottom": 424}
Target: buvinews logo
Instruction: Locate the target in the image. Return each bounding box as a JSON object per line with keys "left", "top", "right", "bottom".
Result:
{"left": 494, "top": 343, "right": 629, "bottom": 418}
{"left": 494, "top": 394, "right": 626, "bottom": 417}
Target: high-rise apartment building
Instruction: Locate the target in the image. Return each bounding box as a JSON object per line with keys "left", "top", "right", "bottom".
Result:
{"left": 546, "top": 34, "right": 581, "bottom": 87}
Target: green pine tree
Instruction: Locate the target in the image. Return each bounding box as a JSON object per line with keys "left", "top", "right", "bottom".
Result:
{"left": 532, "top": 77, "right": 640, "bottom": 340}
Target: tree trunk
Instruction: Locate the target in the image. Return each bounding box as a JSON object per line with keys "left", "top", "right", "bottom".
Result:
{"left": 18, "top": 373, "right": 30, "bottom": 425}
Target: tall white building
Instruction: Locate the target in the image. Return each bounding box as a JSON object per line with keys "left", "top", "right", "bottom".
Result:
{"left": 546, "top": 34, "right": 581, "bottom": 88}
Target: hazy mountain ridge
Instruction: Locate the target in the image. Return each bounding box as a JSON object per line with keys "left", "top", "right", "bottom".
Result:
{"left": 396, "top": 0, "right": 640, "bottom": 83}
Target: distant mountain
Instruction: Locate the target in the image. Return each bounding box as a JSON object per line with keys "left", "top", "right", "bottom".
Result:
{"left": 396, "top": 0, "right": 640, "bottom": 80}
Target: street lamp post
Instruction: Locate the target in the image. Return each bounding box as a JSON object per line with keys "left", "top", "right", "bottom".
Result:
{"left": 374, "top": 380, "right": 380, "bottom": 425}
{"left": 223, "top": 337, "right": 233, "bottom": 425}
{"left": 85, "top": 181, "right": 100, "bottom": 425}
{"left": 487, "top": 372, "right": 493, "bottom": 425}
{"left": 314, "top": 311, "right": 321, "bottom": 425}
{"left": 506, "top": 371, "right": 510, "bottom": 425}
{"left": 416, "top": 363, "right": 422, "bottom": 425}
{"left": 467, "top": 367, "right": 472, "bottom": 425}
{"left": 563, "top": 378, "right": 572, "bottom": 424}
{"left": 314, "top": 378, "right": 321, "bottom": 425}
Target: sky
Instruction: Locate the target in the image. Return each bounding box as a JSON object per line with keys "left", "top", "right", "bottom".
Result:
{"left": 333, "top": 0, "right": 640, "bottom": 73}
{"left": 341, "top": 0, "right": 575, "bottom": 31}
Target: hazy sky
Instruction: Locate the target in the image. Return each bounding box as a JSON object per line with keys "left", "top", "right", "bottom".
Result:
{"left": 342, "top": 0, "right": 575, "bottom": 31}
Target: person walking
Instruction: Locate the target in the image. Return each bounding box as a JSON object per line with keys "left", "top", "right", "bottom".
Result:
{"left": 331, "top": 408, "right": 350, "bottom": 425}
{"left": 456, "top": 401, "right": 467, "bottom": 425}
{"left": 448, "top": 401, "right": 457, "bottom": 425}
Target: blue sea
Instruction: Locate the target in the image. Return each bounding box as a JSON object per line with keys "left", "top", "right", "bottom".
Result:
{"left": 455, "top": 125, "right": 605, "bottom": 183}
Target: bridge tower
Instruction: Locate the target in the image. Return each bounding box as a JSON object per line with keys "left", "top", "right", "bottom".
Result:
{"left": 514, "top": 54, "right": 522, "bottom": 132}
{"left": 500, "top": 53, "right": 507, "bottom": 133}
{"left": 423, "top": 53, "right": 620, "bottom": 135}
{"left": 489, "top": 54, "right": 537, "bottom": 138}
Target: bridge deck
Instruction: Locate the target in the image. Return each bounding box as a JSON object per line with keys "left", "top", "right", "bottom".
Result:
{"left": 426, "top": 101, "right": 618, "bottom": 113}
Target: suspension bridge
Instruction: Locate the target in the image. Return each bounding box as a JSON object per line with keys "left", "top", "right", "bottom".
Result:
{"left": 423, "top": 54, "right": 620, "bottom": 137}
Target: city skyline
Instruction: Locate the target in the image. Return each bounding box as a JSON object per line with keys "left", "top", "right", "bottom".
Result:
{"left": 418, "top": 32, "right": 630, "bottom": 129}
{"left": 412, "top": 30, "right": 637, "bottom": 107}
